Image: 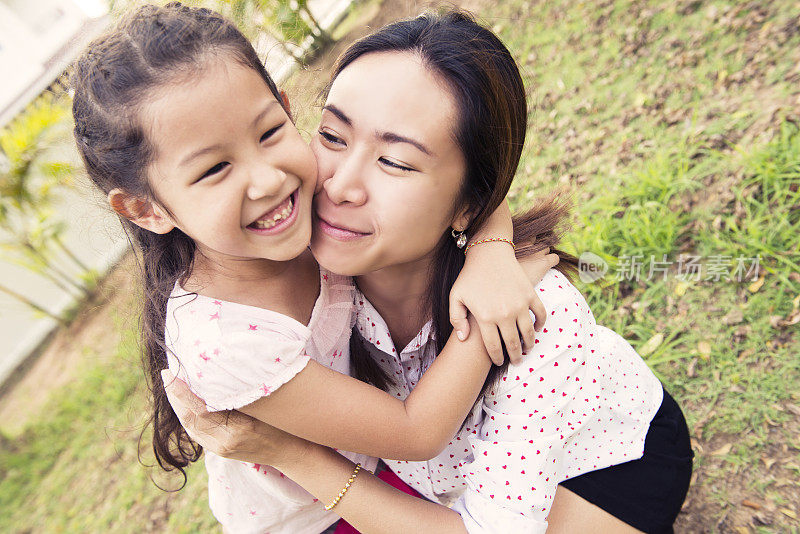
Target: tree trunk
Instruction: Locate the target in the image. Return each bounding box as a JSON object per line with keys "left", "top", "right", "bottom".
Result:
{"left": 0, "top": 283, "right": 66, "bottom": 324}
{"left": 23, "top": 242, "right": 90, "bottom": 297}
{"left": 300, "top": 4, "right": 332, "bottom": 44}
{"left": 53, "top": 235, "right": 92, "bottom": 274}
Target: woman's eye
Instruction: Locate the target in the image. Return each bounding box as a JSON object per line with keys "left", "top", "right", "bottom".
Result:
{"left": 199, "top": 162, "right": 229, "bottom": 180}
{"left": 260, "top": 123, "right": 284, "bottom": 142}
{"left": 379, "top": 157, "right": 415, "bottom": 172}
{"left": 318, "top": 130, "right": 344, "bottom": 145}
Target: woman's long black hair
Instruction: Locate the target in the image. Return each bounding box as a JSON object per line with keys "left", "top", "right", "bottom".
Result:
{"left": 338, "top": 9, "right": 579, "bottom": 396}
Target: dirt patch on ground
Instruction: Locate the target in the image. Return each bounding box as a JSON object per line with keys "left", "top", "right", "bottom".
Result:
{"left": 676, "top": 417, "right": 800, "bottom": 533}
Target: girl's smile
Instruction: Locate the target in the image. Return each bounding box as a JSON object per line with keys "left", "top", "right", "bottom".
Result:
{"left": 136, "top": 56, "right": 318, "bottom": 265}
{"left": 247, "top": 189, "right": 299, "bottom": 234}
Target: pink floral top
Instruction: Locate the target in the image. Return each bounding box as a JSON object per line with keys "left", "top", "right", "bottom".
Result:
{"left": 355, "top": 269, "right": 663, "bottom": 533}
{"left": 165, "top": 269, "right": 377, "bottom": 534}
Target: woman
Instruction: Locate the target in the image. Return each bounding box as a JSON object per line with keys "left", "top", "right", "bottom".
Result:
{"left": 166, "top": 10, "right": 692, "bottom": 534}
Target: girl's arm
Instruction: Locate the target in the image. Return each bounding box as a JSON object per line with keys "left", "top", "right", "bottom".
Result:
{"left": 164, "top": 375, "right": 469, "bottom": 533}
{"left": 450, "top": 200, "right": 558, "bottom": 364}
{"left": 234, "top": 314, "right": 490, "bottom": 460}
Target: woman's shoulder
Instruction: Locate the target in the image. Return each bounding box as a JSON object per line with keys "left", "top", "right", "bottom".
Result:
{"left": 533, "top": 269, "right": 593, "bottom": 319}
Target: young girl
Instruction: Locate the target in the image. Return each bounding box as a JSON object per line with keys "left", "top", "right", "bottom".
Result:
{"left": 166, "top": 9, "right": 694, "bottom": 534}
{"left": 71, "top": 3, "right": 555, "bottom": 533}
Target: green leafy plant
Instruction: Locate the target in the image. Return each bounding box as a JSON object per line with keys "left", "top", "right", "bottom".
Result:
{"left": 0, "top": 95, "right": 94, "bottom": 322}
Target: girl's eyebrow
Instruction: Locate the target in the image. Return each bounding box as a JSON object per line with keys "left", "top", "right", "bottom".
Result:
{"left": 322, "top": 104, "right": 433, "bottom": 156}
{"left": 178, "top": 101, "right": 281, "bottom": 168}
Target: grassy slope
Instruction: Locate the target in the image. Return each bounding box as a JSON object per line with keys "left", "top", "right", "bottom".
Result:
{"left": 490, "top": 0, "right": 800, "bottom": 530}
{"left": 1, "top": 0, "right": 798, "bottom": 532}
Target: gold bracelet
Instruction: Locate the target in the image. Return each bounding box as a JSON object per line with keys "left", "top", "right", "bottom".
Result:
{"left": 464, "top": 237, "right": 516, "bottom": 255}
{"left": 324, "top": 463, "right": 362, "bottom": 511}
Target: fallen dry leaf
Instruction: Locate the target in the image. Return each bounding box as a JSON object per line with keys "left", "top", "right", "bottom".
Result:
{"left": 738, "top": 347, "right": 755, "bottom": 361}
{"left": 712, "top": 443, "right": 732, "bottom": 455}
{"left": 687, "top": 357, "right": 698, "bottom": 378}
{"left": 674, "top": 281, "right": 689, "bottom": 297}
{"left": 741, "top": 499, "right": 762, "bottom": 510}
{"left": 748, "top": 275, "right": 765, "bottom": 293}
{"left": 698, "top": 341, "right": 712, "bottom": 359}
{"left": 639, "top": 332, "right": 664, "bottom": 357}
{"left": 753, "top": 511, "right": 773, "bottom": 525}
{"left": 779, "top": 508, "right": 798, "bottom": 520}
{"left": 786, "top": 403, "right": 800, "bottom": 417}
{"left": 723, "top": 307, "right": 744, "bottom": 325}
{"left": 777, "top": 309, "right": 800, "bottom": 327}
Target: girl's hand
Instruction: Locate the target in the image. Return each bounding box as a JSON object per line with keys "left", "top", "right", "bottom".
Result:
{"left": 449, "top": 246, "right": 559, "bottom": 365}
{"left": 161, "top": 370, "right": 311, "bottom": 467}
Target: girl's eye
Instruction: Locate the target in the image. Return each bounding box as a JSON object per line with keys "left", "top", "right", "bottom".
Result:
{"left": 260, "top": 123, "right": 284, "bottom": 142}
{"left": 199, "top": 162, "right": 230, "bottom": 180}
{"left": 318, "top": 130, "right": 344, "bottom": 145}
{"left": 379, "top": 157, "right": 415, "bottom": 172}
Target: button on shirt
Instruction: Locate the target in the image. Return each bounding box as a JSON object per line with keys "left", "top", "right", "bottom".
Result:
{"left": 354, "top": 269, "right": 663, "bottom": 533}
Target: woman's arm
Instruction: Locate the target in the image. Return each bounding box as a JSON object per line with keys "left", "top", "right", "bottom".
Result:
{"left": 235, "top": 314, "right": 490, "bottom": 460}
{"left": 450, "top": 200, "right": 558, "bottom": 364}
{"left": 164, "top": 375, "right": 469, "bottom": 534}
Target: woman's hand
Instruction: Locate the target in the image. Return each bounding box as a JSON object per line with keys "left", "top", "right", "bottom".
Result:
{"left": 449, "top": 245, "right": 559, "bottom": 365}
{"left": 161, "top": 370, "right": 311, "bottom": 467}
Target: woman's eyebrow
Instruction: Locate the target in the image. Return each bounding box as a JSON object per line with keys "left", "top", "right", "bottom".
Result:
{"left": 322, "top": 104, "right": 352, "bottom": 126}
{"left": 323, "top": 103, "right": 432, "bottom": 156}
{"left": 377, "top": 131, "right": 433, "bottom": 156}
{"left": 322, "top": 104, "right": 432, "bottom": 156}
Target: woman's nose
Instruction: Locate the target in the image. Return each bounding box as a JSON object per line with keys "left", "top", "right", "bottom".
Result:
{"left": 246, "top": 166, "right": 287, "bottom": 200}
{"left": 322, "top": 156, "right": 367, "bottom": 205}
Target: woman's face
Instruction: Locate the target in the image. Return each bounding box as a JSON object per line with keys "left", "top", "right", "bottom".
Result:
{"left": 309, "top": 51, "right": 467, "bottom": 276}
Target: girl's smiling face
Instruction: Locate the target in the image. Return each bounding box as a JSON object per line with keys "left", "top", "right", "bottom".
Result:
{"left": 310, "top": 51, "right": 467, "bottom": 276}
{"left": 136, "top": 55, "right": 317, "bottom": 265}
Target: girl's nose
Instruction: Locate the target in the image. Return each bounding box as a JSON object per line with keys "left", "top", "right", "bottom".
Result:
{"left": 322, "top": 157, "right": 367, "bottom": 205}
{"left": 246, "top": 167, "right": 287, "bottom": 200}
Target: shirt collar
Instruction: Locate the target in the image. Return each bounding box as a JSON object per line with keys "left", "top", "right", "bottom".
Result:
{"left": 353, "top": 288, "right": 435, "bottom": 359}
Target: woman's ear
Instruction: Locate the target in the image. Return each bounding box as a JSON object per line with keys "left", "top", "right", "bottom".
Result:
{"left": 108, "top": 188, "right": 175, "bottom": 234}
{"left": 451, "top": 207, "right": 473, "bottom": 235}
{"left": 280, "top": 90, "right": 292, "bottom": 120}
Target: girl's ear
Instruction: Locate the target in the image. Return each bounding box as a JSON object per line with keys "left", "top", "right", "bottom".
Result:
{"left": 108, "top": 188, "right": 175, "bottom": 234}
{"left": 279, "top": 90, "right": 292, "bottom": 119}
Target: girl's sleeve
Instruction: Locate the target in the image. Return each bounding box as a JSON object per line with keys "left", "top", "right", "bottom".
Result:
{"left": 165, "top": 297, "right": 311, "bottom": 411}
{"left": 452, "top": 270, "right": 595, "bottom": 533}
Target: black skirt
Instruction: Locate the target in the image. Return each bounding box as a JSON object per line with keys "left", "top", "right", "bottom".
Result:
{"left": 559, "top": 387, "right": 694, "bottom": 533}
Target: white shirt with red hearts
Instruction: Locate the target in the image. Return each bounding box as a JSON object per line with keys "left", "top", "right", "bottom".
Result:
{"left": 354, "top": 269, "right": 663, "bottom": 533}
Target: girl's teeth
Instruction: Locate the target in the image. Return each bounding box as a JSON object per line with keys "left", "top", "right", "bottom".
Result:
{"left": 252, "top": 197, "right": 293, "bottom": 229}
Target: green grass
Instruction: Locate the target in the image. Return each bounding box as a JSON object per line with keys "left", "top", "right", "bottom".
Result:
{"left": 1, "top": 0, "right": 799, "bottom": 531}
{"left": 491, "top": 0, "right": 800, "bottom": 528}
{"left": 0, "top": 325, "right": 216, "bottom": 532}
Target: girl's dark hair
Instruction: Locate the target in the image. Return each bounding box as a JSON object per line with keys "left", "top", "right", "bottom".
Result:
{"left": 71, "top": 2, "right": 285, "bottom": 485}
{"left": 340, "top": 10, "right": 579, "bottom": 396}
